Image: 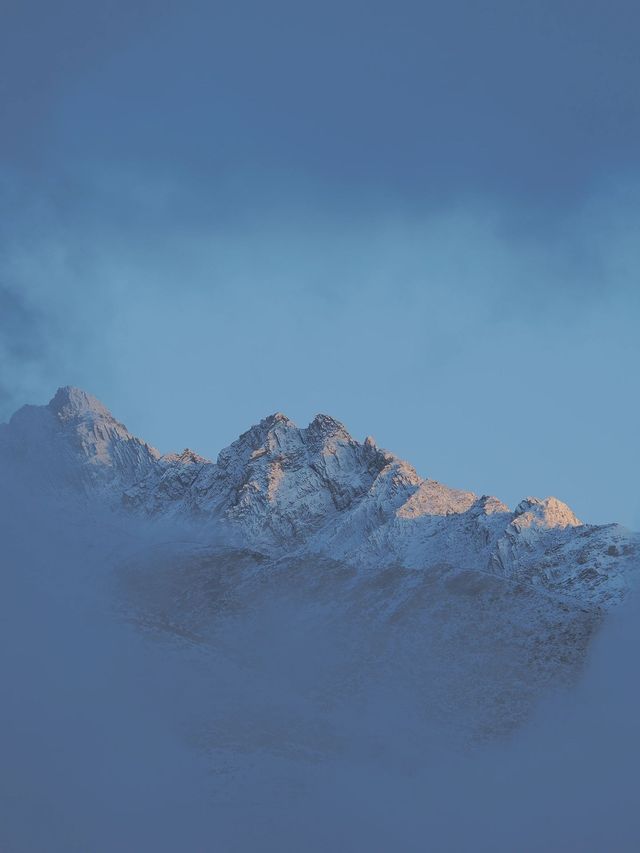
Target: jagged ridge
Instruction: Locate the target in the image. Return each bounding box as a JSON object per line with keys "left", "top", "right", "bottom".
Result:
{"left": 1, "top": 387, "right": 636, "bottom": 607}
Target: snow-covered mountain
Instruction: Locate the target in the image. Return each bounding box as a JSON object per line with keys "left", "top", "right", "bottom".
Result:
{"left": 0, "top": 386, "right": 160, "bottom": 497}
{"left": 1, "top": 386, "right": 636, "bottom": 608}
{"left": 3, "top": 384, "right": 640, "bottom": 754}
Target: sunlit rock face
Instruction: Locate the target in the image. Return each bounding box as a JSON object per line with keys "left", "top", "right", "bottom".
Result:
{"left": 1, "top": 387, "right": 637, "bottom": 608}
{"left": 512, "top": 496, "right": 582, "bottom": 531}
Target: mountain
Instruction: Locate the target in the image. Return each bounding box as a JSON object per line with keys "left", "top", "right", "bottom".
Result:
{"left": 2, "top": 386, "right": 639, "bottom": 750}
{"left": 0, "top": 386, "right": 160, "bottom": 497}
{"left": 1, "top": 387, "right": 635, "bottom": 608}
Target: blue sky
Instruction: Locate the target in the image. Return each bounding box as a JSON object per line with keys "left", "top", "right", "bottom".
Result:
{"left": 1, "top": 0, "right": 639, "bottom": 526}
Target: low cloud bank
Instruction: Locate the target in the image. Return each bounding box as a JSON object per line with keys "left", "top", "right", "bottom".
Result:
{"left": 0, "top": 501, "right": 638, "bottom": 852}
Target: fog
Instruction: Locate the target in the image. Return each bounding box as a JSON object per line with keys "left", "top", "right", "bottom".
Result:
{"left": 1, "top": 495, "right": 639, "bottom": 852}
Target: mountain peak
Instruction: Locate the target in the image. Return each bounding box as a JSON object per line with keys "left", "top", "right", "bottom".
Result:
{"left": 512, "top": 496, "right": 581, "bottom": 530}
{"left": 263, "top": 412, "right": 294, "bottom": 427}
{"left": 48, "top": 387, "right": 112, "bottom": 421}
{"left": 306, "top": 413, "right": 351, "bottom": 438}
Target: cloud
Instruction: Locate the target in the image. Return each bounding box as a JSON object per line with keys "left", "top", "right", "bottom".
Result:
{"left": 1, "top": 493, "right": 640, "bottom": 852}
{"left": 0, "top": 284, "right": 43, "bottom": 358}
{"left": 0, "top": 283, "right": 47, "bottom": 410}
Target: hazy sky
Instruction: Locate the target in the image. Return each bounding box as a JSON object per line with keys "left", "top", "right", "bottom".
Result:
{"left": 1, "top": 0, "right": 639, "bottom": 527}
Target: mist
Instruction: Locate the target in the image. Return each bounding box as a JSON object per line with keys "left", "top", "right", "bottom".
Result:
{"left": 1, "top": 484, "right": 638, "bottom": 852}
